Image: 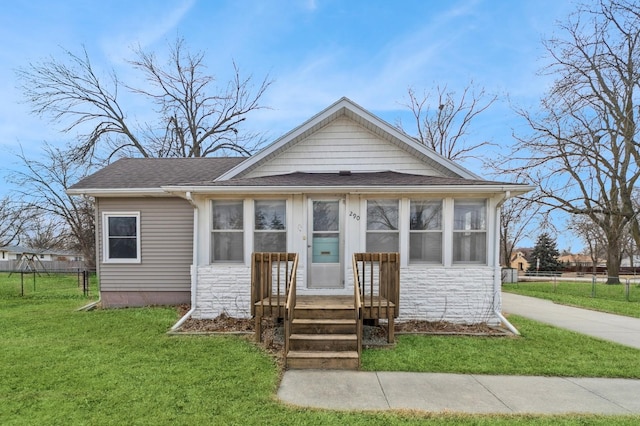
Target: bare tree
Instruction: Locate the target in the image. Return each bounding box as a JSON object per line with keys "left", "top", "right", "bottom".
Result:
{"left": 568, "top": 214, "right": 608, "bottom": 274}
{"left": 17, "top": 37, "right": 272, "bottom": 161}
{"left": 397, "top": 83, "right": 497, "bottom": 161}
{"left": 504, "top": 0, "right": 640, "bottom": 283}
{"left": 499, "top": 196, "right": 542, "bottom": 267}
{"left": 0, "top": 196, "right": 29, "bottom": 247}
{"left": 20, "top": 215, "right": 68, "bottom": 251}
{"left": 9, "top": 144, "right": 96, "bottom": 268}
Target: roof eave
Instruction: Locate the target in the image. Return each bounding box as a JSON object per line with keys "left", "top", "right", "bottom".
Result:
{"left": 66, "top": 188, "right": 171, "bottom": 197}
{"left": 163, "top": 184, "right": 536, "bottom": 196}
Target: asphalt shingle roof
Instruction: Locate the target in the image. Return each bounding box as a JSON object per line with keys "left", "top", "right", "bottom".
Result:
{"left": 70, "top": 158, "right": 517, "bottom": 191}
{"left": 69, "top": 157, "right": 246, "bottom": 189}
{"left": 183, "top": 171, "right": 513, "bottom": 187}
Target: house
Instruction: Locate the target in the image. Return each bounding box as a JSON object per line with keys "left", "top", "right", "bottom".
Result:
{"left": 621, "top": 255, "right": 640, "bottom": 268}
{"left": 0, "top": 245, "right": 26, "bottom": 261}
{"left": 509, "top": 251, "right": 530, "bottom": 272}
{"left": 68, "top": 97, "right": 533, "bottom": 327}
{"left": 0, "top": 245, "right": 84, "bottom": 272}
{"left": 557, "top": 254, "right": 599, "bottom": 269}
{"left": 0, "top": 245, "right": 83, "bottom": 262}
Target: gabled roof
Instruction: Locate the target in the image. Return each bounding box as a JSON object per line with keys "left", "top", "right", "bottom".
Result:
{"left": 68, "top": 98, "right": 534, "bottom": 197}
{"left": 68, "top": 157, "right": 246, "bottom": 195}
{"left": 216, "top": 97, "right": 481, "bottom": 181}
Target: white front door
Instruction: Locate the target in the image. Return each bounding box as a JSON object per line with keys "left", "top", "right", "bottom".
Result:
{"left": 308, "top": 199, "right": 343, "bottom": 289}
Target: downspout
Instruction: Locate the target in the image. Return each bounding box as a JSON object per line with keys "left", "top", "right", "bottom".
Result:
{"left": 171, "top": 191, "right": 198, "bottom": 331}
{"left": 493, "top": 191, "right": 520, "bottom": 335}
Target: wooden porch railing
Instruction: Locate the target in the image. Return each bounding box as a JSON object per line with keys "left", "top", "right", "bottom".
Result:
{"left": 284, "top": 260, "right": 298, "bottom": 356}
{"left": 352, "top": 255, "right": 363, "bottom": 364}
{"left": 251, "top": 252, "right": 298, "bottom": 342}
{"left": 353, "top": 252, "right": 400, "bottom": 343}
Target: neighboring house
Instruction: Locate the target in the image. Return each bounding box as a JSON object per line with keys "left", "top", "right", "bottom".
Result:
{"left": 509, "top": 251, "right": 530, "bottom": 272}
{"left": 0, "top": 246, "right": 84, "bottom": 262}
{"left": 68, "top": 97, "right": 533, "bottom": 324}
{"left": 558, "top": 254, "right": 597, "bottom": 269}
{"left": 620, "top": 255, "right": 640, "bottom": 268}
{"left": 0, "top": 245, "right": 26, "bottom": 261}
{"left": 0, "top": 245, "right": 84, "bottom": 271}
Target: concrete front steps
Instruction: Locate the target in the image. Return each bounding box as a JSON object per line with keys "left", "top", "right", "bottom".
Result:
{"left": 286, "top": 296, "right": 360, "bottom": 370}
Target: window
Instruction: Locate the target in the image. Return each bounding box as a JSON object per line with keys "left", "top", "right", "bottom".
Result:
{"left": 410, "top": 200, "right": 443, "bottom": 263}
{"left": 211, "top": 200, "right": 244, "bottom": 262}
{"left": 103, "top": 213, "right": 140, "bottom": 263}
{"left": 453, "top": 199, "right": 487, "bottom": 264}
{"left": 254, "top": 200, "right": 286, "bottom": 252}
{"left": 366, "top": 199, "right": 399, "bottom": 252}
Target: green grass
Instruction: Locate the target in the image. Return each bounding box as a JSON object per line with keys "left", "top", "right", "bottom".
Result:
{"left": 503, "top": 281, "right": 640, "bottom": 318}
{"left": 0, "top": 271, "right": 99, "bottom": 300}
{"left": 364, "top": 315, "right": 640, "bottom": 377}
{"left": 2, "top": 274, "right": 640, "bottom": 424}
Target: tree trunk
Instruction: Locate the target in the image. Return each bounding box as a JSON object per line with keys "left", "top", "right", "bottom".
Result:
{"left": 605, "top": 238, "right": 622, "bottom": 284}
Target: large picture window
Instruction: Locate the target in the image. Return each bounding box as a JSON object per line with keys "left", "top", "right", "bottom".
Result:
{"left": 254, "top": 200, "right": 286, "bottom": 252}
{"left": 211, "top": 200, "right": 244, "bottom": 262}
{"left": 453, "top": 199, "right": 487, "bottom": 264}
{"left": 103, "top": 212, "right": 140, "bottom": 263}
{"left": 366, "top": 199, "right": 399, "bottom": 252}
{"left": 409, "top": 200, "right": 443, "bottom": 263}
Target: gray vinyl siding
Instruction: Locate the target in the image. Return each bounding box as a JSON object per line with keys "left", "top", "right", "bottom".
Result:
{"left": 97, "top": 197, "right": 193, "bottom": 292}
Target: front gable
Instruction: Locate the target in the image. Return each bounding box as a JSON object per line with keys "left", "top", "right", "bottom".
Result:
{"left": 218, "top": 97, "right": 480, "bottom": 181}
{"left": 242, "top": 116, "right": 449, "bottom": 178}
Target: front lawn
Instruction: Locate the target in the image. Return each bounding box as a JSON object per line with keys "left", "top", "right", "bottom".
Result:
{"left": 1, "top": 274, "right": 639, "bottom": 424}
{"left": 364, "top": 315, "right": 640, "bottom": 377}
{"left": 503, "top": 281, "right": 640, "bottom": 318}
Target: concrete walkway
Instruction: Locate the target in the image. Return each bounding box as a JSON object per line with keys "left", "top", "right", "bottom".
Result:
{"left": 277, "top": 293, "right": 640, "bottom": 415}
{"left": 502, "top": 292, "right": 640, "bottom": 350}
{"left": 278, "top": 371, "right": 640, "bottom": 414}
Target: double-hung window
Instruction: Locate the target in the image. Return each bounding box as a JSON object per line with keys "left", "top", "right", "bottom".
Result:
{"left": 453, "top": 199, "right": 487, "bottom": 264}
{"left": 211, "top": 200, "right": 244, "bottom": 262}
{"left": 254, "top": 200, "right": 287, "bottom": 252}
{"left": 409, "top": 200, "right": 443, "bottom": 263}
{"left": 103, "top": 212, "right": 140, "bottom": 263}
{"left": 366, "top": 199, "right": 399, "bottom": 252}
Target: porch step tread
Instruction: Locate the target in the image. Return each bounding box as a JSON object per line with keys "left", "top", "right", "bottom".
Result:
{"left": 290, "top": 333, "right": 357, "bottom": 341}
{"left": 292, "top": 319, "right": 356, "bottom": 324}
{"left": 287, "top": 350, "right": 359, "bottom": 359}
{"left": 295, "top": 305, "right": 356, "bottom": 309}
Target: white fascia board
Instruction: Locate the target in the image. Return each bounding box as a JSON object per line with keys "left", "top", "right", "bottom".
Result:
{"left": 216, "top": 98, "right": 350, "bottom": 181}
{"left": 217, "top": 97, "right": 483, "bottom": 182}
{"left": 163, "top": 184, "right": 536, "bottom": 196}
{"left": 342, "top": 102, "right": 482, "bottom": 180}
{"left": 65, "top": 188, "right": 170, "bottom": 197}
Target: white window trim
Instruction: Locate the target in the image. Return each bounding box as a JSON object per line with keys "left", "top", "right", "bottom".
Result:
{"left": 207, "top": 197, "right": 293, "bottom": 265}
{"left": 102, "top": 211, "right": 141, "bottom": 264}
{"left": 210, "top": 199, "right": 246, "bottom": 264}
{"left": 253, "top": 199, "right": 288, "bottom": 253}
{"left": 452, "top": 198, "right": 488, "bottom": 266}
{"left": 408, "top": 198, "right": 444, "bottom": 265}
{"left": 364, "top": 198, "right": 400, "bottom": 252}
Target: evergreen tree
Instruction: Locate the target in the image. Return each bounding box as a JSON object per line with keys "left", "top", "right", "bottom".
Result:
{"left": 527, "top": 233, "right": 563, "bottom": 274}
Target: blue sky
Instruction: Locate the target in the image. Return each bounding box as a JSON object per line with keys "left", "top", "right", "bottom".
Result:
{"left": 0, "top": 0, "right": 581, "bottom": 249}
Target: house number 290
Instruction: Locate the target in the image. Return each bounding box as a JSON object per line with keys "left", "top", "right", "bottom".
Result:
{"left": 349, "top": 211, "right": 360, "bottom": 221}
